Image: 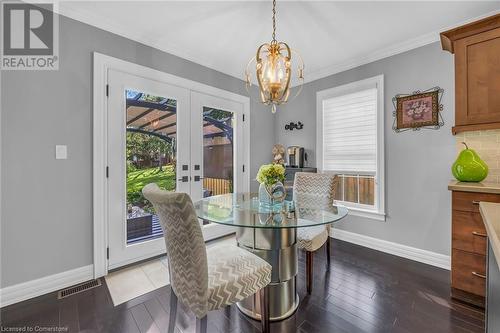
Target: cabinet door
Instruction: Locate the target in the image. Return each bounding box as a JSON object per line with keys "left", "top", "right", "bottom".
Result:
{"left": 452, "top": 249, "right": 486, "bottom": 297}
{"left": 455, "top": 27, "right": 500, "bottom": 126}
{"left": 452, "top": 211, "right": 487, "bottom": 255}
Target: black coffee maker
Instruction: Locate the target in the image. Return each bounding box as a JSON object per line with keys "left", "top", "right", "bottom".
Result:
{"left": 287, "top": 146, "right": 305, "bottom": 168}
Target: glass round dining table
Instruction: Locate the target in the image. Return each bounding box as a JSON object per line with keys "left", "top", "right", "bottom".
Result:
{"left": 194, "top": 193, "right": 348, "bottom": 322}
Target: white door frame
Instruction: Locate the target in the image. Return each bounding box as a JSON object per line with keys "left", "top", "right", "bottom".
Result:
{"left": 93, "top": 52, "right": 250, "bottom": 278}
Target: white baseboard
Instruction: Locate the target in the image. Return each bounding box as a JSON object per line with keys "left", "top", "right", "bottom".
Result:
{"left": 331, "top": 229, "right": 451, "bottom": 270}
{"left": 0, "top": 265, "right": 94, "bottom": 308}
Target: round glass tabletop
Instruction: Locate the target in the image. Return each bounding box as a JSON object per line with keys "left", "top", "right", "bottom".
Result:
{"left": 194, "top": 193, "right": 348, "bottom": 229}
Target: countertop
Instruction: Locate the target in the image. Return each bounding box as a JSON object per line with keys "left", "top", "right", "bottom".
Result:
{"left": 480, "top": 202, "right": 500, "bottom": 271}
{"left": 448, "top": 180, "right": 500, "bottom": 194}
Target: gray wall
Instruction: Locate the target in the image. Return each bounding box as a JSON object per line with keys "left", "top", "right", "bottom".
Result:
{"left": 277, "top": 42, "right": 456, "bottom": 256}
{"left": 0, "top": 14, "right": 274, "bottom": 287}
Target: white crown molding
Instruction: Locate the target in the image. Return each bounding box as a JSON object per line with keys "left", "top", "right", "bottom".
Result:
{"left": 56, "top": 5, "right": 499, "bottom": 87}
{"left": 56, "top": 5, "right": 233, "bottom": 79}
{"left": 331, "top": 228, "right": 451, "bottom": 270}
{"left": 0, "top": 265, "right": 94, "bottom": 308}
{"left": 301, "top": 8, "right": 500, "bottom": 86}
{"left": 303, "top": 31, "right": 439, "bottom": 85}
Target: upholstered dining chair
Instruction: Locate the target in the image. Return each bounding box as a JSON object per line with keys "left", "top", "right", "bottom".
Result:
{"left": 142, "top": 183, "right": 272, "bottom": 333}
{"left": 293, "top": 172, "right": 337, "bottom": 294}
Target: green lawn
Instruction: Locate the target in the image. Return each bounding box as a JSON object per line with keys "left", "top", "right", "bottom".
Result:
{"left": 127, "top": 165, "right": 176, "bottom": 207}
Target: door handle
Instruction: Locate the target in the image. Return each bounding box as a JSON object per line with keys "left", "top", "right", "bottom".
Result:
{"left": 472, "top": 200, "right": 480, "bottom": 205}
{"left": 178, "top": 176, "right": 189, "bottom": 182}
{"left": 194, "top": 176, "right": 204, "bottom": 182}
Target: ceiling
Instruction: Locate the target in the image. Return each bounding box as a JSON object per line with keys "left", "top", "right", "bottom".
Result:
{"left": 59, "top": 1, "right": 500, "bottom": 84}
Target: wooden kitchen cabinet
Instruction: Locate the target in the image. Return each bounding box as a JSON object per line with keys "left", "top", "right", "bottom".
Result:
{"left": 449, "top": 182, "right": 500, "bottom": 307}
{"left": 441, "top": 14, "right": 500, "bottom": 135}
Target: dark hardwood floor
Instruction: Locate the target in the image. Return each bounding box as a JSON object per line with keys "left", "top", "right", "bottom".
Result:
{"left": 0, "top": 240, "right": 485, "bottom": 333}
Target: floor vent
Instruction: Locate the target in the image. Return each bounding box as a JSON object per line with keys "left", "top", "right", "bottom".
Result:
{"left": 57, "top": 278, "right": 102, "bottom": 299}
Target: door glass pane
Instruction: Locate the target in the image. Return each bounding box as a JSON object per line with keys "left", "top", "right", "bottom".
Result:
{"left": 125, "top": 89, "right": 177, "bottom": 244}
{"left": 202, "top": 107, "right": 234, "bottom": 200}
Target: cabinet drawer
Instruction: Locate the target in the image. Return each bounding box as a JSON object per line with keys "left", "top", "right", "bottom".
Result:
{"left": 452, "top": 191, "right": 500, "bottom": 212}
{"left": 452, "top": 211, "right": 487, "bottom": 255}
{"left": 452, "top": 249, "right": 486, "bottom": 297}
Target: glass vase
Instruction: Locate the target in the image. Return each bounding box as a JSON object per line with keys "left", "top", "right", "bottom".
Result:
{"left": 259, "top": 183, "right": 272, "bottom": 205}
{"left": 258, "top": 182, "right": 286, "bottom": 208}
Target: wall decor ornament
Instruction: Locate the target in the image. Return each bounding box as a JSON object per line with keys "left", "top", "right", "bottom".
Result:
{"left": 272, "top": 144, "right": 285, "bottom": 165}
{"left": 392, "top": 87, "right": 444, "bottom": 132}
{"left": 284, "top": 121, "right": 303, "bottom": 131}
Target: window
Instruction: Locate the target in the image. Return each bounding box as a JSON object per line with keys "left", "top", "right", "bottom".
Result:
{"left": 316, "top": 75, "right": 385, "bottom": 220}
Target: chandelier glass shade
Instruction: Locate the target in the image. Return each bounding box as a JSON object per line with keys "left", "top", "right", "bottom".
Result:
{"left": 245, "top": 0, "right": 304, "bottom": 113}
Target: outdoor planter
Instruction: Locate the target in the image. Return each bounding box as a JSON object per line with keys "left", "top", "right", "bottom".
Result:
{"left": 127, "top": 208, "right": 153, "bottom": 240}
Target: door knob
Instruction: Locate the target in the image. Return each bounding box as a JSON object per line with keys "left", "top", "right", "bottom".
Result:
{"left": 194, "top": 176, "right": 204, "bottom": 182}
{"left": 178, "top": 176, "right": 189, "bottom": 182}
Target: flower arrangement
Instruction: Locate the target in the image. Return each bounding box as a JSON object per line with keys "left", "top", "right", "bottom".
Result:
{"left": 256, "top": 163, "right": 286, "bottom": 186}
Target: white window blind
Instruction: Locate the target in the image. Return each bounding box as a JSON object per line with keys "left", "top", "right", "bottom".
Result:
{"left": 322, "top": 88, "right": 377, "bottom": 173}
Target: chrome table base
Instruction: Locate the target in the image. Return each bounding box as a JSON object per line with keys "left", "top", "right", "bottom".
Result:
{"left": 236, "top": 227, "right": 299, "bottom": 321}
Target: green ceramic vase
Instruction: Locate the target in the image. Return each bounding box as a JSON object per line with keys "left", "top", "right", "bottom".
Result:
{"left": 452, "top": 142, "right": 488, "bottom": 182}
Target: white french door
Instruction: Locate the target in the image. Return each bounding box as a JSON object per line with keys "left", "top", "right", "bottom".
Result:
{"left": 106, "top": 70, "right": 244, "bottom": 270}
{"left": 190, "top": 92, "right": 244, "bottom": 240}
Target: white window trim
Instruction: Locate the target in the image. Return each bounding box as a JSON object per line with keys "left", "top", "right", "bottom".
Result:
{"left": 316, "top": 75, "right": 385, "bottom": 221}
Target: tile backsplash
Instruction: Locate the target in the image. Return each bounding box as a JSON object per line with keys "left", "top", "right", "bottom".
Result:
{"left": 455, "top": 129, "right": 500, "bottom": 183}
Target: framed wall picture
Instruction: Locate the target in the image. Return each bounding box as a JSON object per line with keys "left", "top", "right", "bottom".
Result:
{"left": 392, "top": 87, "right": 444, "bottom": 132}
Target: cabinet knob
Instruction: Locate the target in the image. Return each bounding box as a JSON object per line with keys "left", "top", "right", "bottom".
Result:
{"left": 472, "top": 231, "right": 487, "bottom": 237}
{"left": 472, "top": 271, "right": 486, "bottom": 279}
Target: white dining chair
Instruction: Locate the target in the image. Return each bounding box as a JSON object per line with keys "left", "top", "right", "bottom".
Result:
{"left": 142, "top": 183, "right": 272, "bottom": 333}
{"left": 293, "top": 172, "right": 338, "bottom": 294}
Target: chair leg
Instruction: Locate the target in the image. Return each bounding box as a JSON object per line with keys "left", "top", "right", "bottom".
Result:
{"left": 259, "top": 287, "right": 270, "bottom": 333}
{"left": 168, "top": 288, "right": 178, "bottom": 333}
{"left": 326, "top": 238, "right": 331, "bottom": 268}
{"left": 306, "top": 251, "right": 313, "bottom": 294}
{"left": 196, "top": 316, "right": 207, "bottom": 333}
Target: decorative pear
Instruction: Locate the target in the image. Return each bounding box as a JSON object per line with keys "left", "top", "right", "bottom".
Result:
{"left": 452, "top": 142, "right": 488, "bottom": 182}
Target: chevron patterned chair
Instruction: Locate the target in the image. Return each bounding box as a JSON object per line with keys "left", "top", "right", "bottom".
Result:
{"left": 142, "top": 183, "right": 272, "bottom": 333}
{"left": 293, "top": 172, "right": 338, "bottom": 294}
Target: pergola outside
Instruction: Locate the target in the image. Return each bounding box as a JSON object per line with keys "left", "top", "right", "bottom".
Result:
{"left": 125, "top": 90, "right": 234, "bottom": 243}
{"left": 125, "top": 90, "right": 233, "bottom": 146}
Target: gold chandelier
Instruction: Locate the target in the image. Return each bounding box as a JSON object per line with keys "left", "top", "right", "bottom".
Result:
{"left": 245, "top": 0, "right": 304, "bottom": 113}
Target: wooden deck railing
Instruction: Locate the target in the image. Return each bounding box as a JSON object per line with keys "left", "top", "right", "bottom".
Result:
{"left": 203, "top": 177, "right": 232, "bottom": 196}
{"left": 334, "top": 174, "right": 375, "bottom": 206}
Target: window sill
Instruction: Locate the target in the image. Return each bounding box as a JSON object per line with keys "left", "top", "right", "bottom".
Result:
{"left": 345, "top": 207, "right": 386, "bottom": 221}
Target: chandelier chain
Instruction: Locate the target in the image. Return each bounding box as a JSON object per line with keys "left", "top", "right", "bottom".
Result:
{"left": 272, "top": 0, "right": 277, "bottom": 42}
